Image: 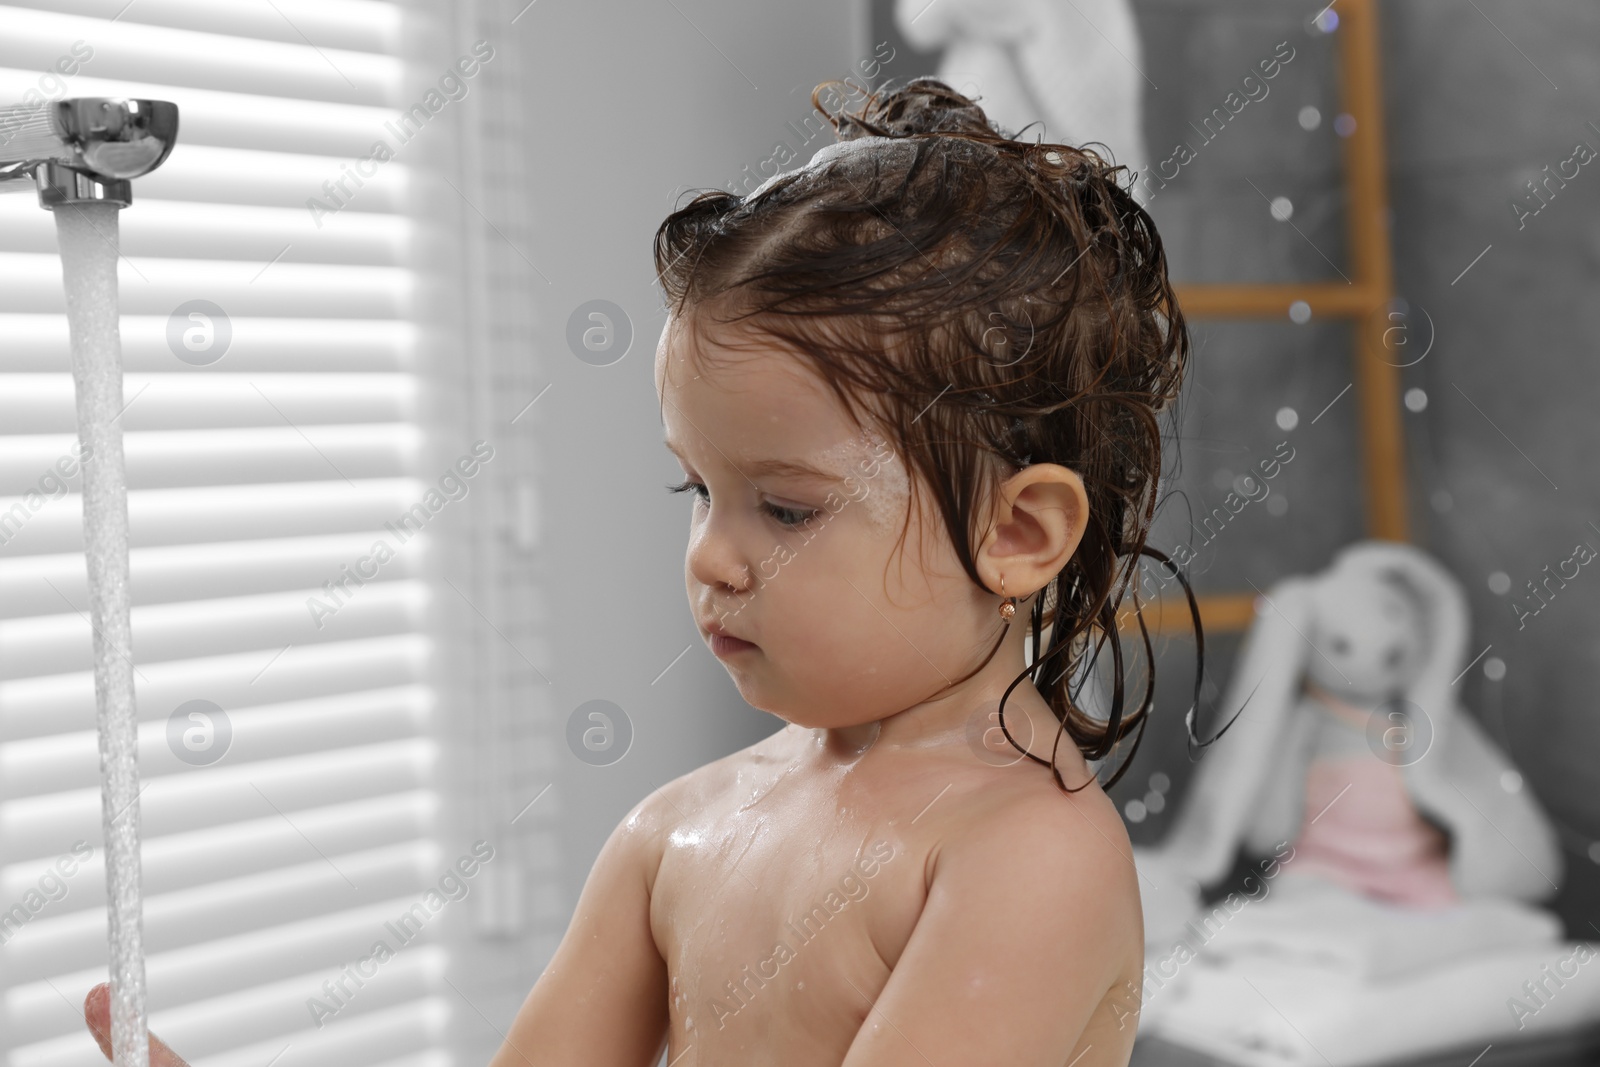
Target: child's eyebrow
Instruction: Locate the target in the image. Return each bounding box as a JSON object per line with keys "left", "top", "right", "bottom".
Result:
{"left": 662, "top": 436, "right": 840, "bottom": 482}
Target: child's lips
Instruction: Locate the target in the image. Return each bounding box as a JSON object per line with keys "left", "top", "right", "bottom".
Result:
{"left": 699, "top": 618, "right": 758, "bottom": 656}
{"left": 709, "top": 632, "right": 758, "bottom": 657}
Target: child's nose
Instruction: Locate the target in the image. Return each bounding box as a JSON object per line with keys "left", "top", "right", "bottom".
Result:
{"left": 686, "top": 518, "right": 753, "bottom": 595}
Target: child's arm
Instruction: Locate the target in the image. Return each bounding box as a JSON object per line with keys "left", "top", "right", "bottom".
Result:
{"left": 490, "top": 792, "right": 671, "bottom": 1067}
{"left": 84, "top": 797, "right": 670, "bottom": 1067}
{"left": 839, "top": 791, "right": 1140, "bottom": 1066}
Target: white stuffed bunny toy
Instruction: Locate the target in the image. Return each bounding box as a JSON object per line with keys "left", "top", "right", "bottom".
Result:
{"left": 1130, "top": 540, "right": 1600, "bottom": 1065}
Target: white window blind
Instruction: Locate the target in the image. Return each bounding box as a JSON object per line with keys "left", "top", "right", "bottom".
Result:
{"left": 0, "top": 3, "right": 457, "bottom": 1065}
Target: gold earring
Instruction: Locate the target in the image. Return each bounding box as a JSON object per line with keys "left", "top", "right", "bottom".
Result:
{"left": 998, "top": 575, "right": 1018, "bottom": 620}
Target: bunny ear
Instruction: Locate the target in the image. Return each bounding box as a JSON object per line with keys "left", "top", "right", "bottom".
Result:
{"left": 1160, "top": 575, "right": 1318, "bottom": 887}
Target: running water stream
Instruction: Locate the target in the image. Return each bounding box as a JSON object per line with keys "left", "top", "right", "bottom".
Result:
{"left": 53, "top": 199, "right": 149, "bottom": 1067}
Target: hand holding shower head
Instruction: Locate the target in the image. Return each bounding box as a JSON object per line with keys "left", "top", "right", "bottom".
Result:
{"left": 0, "top": 96, "right": 178, "bottom": 206}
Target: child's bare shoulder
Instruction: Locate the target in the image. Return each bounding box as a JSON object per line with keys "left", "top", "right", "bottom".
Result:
{"left": 822, "top": 752, "right": 1145, "bottom": 1063}
{"left": 905, "top": 747, "right": 1146, "bottom": 977}
{"left": 932, "top": 754, "right": 1141, "bottom": 905}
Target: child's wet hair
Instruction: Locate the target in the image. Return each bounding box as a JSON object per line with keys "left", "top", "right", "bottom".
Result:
{"left": 653, "top": 76, "right": 1209, "bottom": 792}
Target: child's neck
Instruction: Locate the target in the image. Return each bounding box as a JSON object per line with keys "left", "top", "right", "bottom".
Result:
{"left": 809, "top": 720, "right": 882, "bottom": 761}
{"left": 804, "top": 622, "right": 1063, "bottom": 766}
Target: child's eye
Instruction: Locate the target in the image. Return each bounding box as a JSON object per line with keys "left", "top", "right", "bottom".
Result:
{"left": 761, "top": 500, "right": 818, "bottom": 528}
{"left": 666, "top": 480, "right": 817, "bottom": 529}
{"left": 666, "top": 478, "right": 709, "bottom": 506}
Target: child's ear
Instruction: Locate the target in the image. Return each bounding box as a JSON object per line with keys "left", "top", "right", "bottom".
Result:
{"left": 976, "top": 463, "right": 1088, "bottom": 598}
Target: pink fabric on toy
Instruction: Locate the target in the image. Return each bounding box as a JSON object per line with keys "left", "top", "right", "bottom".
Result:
{"left": 1289, "top": 753, "right": 1459, "bottom": 908}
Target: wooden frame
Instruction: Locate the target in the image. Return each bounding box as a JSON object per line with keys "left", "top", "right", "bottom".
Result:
{"left": 1132, "top": 0, "right": 1406, "bottom": 636}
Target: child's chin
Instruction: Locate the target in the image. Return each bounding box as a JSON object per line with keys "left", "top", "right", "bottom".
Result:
{"left": 728, "top": 679, "right": 817, "bottom": 722}
{"left": 721, "top": 669, "right": 773, "bottom": 705}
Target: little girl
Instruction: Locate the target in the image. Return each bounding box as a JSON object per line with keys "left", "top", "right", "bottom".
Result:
{"left": 87, "top": 76, "right": 1192, "bottom": 1067}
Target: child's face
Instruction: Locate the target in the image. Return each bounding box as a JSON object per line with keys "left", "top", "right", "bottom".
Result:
{"left": 655, "top": 311, "right": 1003, "bottom": 731}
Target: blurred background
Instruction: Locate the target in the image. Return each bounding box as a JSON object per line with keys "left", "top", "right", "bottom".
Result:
{"left": 0, "top": 0, "right": 1596, "bottom": 1065}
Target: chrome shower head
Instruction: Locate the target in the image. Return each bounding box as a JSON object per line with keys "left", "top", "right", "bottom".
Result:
{"left": 0, "top": 97, "right": 179, "bottom": 207}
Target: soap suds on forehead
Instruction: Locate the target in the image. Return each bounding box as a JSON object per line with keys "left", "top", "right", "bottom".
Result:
{"left": 815, "top": 427, "right": 910, "bottom": 531}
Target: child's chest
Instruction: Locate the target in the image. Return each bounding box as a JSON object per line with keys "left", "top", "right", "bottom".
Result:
{"left": 647, "top": 754, "right": 933, "bottom": 1065}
